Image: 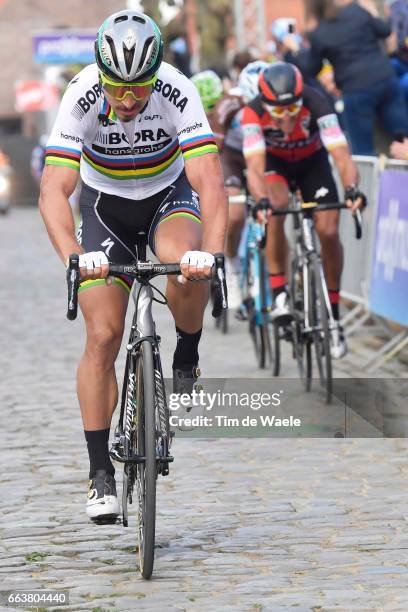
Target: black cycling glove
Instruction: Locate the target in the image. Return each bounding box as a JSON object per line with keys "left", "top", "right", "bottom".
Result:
{"left": 252, "top": 197, "right": 273, "bottom": 219}
{"left": 345, "top": 185, "right": 367, "bottom": 209}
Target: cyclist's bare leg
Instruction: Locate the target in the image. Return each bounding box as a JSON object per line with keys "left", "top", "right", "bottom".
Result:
{"left": 314, "top": 209, "right": 343, "bottom": 290}
{"left": 77, "top": 284, "right": 129, "bottom": 430}
{"left": 155, "top": 216, "right": 208, "bottom": 333}
{"left": 265, "top": 179, "right": 289, "bottom": 274}
{"left": 226, "top": 186, "right": 245, "bottom": 257}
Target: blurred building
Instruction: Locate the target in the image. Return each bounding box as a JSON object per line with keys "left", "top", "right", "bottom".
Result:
{"left": 0, "top": 0, "right": 124, "bottom": 134}
{"left": 0, "top": 0, "right": 124, "bottom": 207}
{"left": 233, "top": 0, "right": 304, "bottom": 52}
{"left": 233, "top": 0, "right": 386, "bottom": 52}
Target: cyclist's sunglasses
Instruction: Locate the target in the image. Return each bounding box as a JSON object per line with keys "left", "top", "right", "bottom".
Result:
{"left": 99, "top": 72, "right": 158, "bottom": 101}
{"left": 262, "top": 98, "right": 303, "bottom": 119}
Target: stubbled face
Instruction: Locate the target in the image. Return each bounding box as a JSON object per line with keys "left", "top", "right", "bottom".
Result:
{"left": 270, "top": 112, "right": 299, "bottom": 136}
{"left": 103, "top": 90, "right": 150, "bottom": 122}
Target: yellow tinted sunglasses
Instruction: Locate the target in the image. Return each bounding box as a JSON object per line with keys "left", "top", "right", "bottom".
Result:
{"left": 100, "top": 72, "right": 158, "bottom": 101}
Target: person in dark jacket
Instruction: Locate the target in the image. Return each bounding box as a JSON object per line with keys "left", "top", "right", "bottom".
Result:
{"left": 286, "top": 0, "right": 408, "bottom": 155}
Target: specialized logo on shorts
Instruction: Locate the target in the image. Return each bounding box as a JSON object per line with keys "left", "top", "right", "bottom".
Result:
{"left": 76, "top": 217, "right": 83, "bottom": 245}
{"left": 314, "top": 186, "right": 329, "bottom": 199}
{"left": 101, "top": 237, "right": 115, "bottom": 256}
{"left": 191, "top": 191, "right": 199, "bottom": 211}
{"left": 71, "top": 83, "right": 102, "bottom": 120}
{"left": 154, "top": 79, "right": 188, "bottom": 113}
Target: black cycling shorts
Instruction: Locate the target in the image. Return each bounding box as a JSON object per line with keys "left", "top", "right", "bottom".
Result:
{"left": 265, "top": 148, "right": 338, "bottom": 203}
{"left": 77, "top": 170, "right": 201, "bottom": 294}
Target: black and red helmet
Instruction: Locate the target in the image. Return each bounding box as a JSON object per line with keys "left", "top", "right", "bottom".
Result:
{"left": 258, "top": 62, "right": 303, "bottom": 105}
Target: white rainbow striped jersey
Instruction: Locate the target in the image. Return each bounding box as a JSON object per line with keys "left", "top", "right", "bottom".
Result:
{"left": 45, "top": 62, "right": 218, "bottom": 199}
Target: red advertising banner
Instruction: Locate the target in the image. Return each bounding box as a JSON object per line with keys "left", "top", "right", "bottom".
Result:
{"left": 14, "top": 80, "right": 59, "bottom": 112}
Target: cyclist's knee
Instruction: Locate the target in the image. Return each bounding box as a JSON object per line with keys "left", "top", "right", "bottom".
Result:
{"left": 155, "top": 220, "right": 201, "bottom": 263}
{"left": 318, "top": 226, "right": 341, "bottom": 249}
{"left": 228, "top": 208, "right": 245, "bottom": 229}
{"left": 85, "top": 321, "right": 124, "bottom": 361}
{"left": 167, "top": 274, "right": 208, "bottom": 296}
{"left": 267, "top": 182, "right": 289, "bottom": 209}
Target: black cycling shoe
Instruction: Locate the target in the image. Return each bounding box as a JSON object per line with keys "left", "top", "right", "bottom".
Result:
{"left": 173, "top": 364, "right": 201, "bottom": 402}
{"left": 172, "top": 365, "right": 203, "bottom": 430}
{"left": 86, "top": 469, "right": 120, "bottom": 523}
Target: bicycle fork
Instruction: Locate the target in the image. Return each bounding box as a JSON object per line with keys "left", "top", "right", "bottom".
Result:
{"left": 300, "top": 216, "right": 336, "bottom": 332}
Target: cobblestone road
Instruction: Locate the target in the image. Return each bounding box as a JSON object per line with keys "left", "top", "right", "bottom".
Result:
{"left": 1, "top": 208, "right": 407, "bottom": 611}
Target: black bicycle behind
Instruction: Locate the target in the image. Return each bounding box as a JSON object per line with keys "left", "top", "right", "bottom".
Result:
{"left": 272, "top": 199, "right": 362, "bottom": 403}
{"left": 66, "top": 240, "right": 227, "bottom": 579}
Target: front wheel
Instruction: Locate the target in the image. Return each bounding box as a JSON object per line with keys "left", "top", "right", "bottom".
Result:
{"left": 310, "top": 254, "right": 332, "bottom": 403}
{"left": 289, "top": 257, "right": 312, "bottom": 390}
{"left": 134, "top": 341, "right": 156, "bottom": 579}
{"left": 271, "top": 321, "right": 280, "bottom": 377}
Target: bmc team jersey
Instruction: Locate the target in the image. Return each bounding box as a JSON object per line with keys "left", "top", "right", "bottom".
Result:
{"left": 242, "top": 84, "right": 347, "bottom": 163}
{"left": 45, "top": 62, "right": 217, "bottom": 199}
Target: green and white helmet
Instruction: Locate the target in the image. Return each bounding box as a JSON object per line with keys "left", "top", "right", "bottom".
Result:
{"left": 191, "top": 70, "right": 223, "bottom": 112}
{"left": 95, "top": 10, "right": 163, "bottom": 82}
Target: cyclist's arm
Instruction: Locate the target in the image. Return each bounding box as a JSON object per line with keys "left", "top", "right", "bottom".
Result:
{"left": 174, "top": 73, "right": 228, "bottom": 253}
{"left": 39, "top": 165, "right": 82, "bottom": 264}
{"left": 242, "top": 106, "right": 268, "bottom": 201}
{"left": 329, "top": 145, "right": 359, "bottom": 190}
{"left": 316, "top": 111, "right": 359, "bottom": 188}
{"left": 37, "top": 68, "right": 93, "bottom": 264}
{"left": 285, "top": 37, "right": 323, "bottom": 80}
{"left": 360, "top": 1, "right": 392, "bottom": 38}
{"left": 245, "top": 152, "right": 268, "bottom": 201}
{"left": 184, "top": 152, "right": 228, "bottom": 253}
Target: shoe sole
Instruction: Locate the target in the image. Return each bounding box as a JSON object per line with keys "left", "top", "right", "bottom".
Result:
{"left": 271, "top": 313, "right": 293, "bottom": 325}
{"left": 91, "top": 514, "right": 119, "bottom": 525}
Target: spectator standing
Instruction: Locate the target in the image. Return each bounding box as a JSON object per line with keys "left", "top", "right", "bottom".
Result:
{"left": 386, "top": 0, "right": 408, "bottom": 105}
{"left": 287, "top": 0, "right": 408, "bottom": 155}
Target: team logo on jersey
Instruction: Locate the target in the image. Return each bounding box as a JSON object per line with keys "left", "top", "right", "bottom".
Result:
{"left": 71, "top": 83, "right": 102, "bottom": 120}
{"left": 93, "top": 128, "right": 172, "bottom": 156}
{"left": 95, "top": 128, "right": 171, "bottom": 146}
{"left": 300, "top": 115, "right": 311, "bottom": 137}
{"left": 154, "top": 79, "right": 188, "bottom": 113}
{"left": 177, "top": 122, "right": 203, "bottom": 137}
{"left": 60, "top": 132, "right": 84, "bottom": 144}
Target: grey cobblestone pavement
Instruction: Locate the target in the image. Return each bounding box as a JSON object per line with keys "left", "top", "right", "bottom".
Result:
{"left": 1, "top": 208, "right": 407, "bottom": 611}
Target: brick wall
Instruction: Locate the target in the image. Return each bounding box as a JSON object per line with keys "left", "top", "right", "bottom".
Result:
{"left": 265, "top": 0, "right": 305, "bottom": 34}
{"left": 0, "top": 0, "right": 125, "bottom": 118}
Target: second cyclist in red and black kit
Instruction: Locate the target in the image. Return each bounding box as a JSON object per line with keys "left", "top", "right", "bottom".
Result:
{"left": 242, "top": 62, "right": 366, "bottom": 358}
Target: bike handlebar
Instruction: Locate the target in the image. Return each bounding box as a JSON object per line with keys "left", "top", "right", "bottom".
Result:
{"left": 66, "top": 254, "right": 80, "bottom": 321}
{"left": 66, "top": 253, "right": 228, "bottom": 320}
{"left": 270, "top": 202, "right": 363, "bottom": 240}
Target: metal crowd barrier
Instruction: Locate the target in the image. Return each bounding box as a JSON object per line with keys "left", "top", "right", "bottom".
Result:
{"left": 337, "top": 156, "right": 379, "bottom": 308}
{"left": 337, "top": 156, "right": 408, "bottom": 370}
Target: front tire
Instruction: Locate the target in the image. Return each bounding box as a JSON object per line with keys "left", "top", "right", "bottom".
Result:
{"left": 135, "top": 341, "right": 156, "bottom": 579}
{"left": 310, "top": 254, "right": 332, "bottom": 403}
